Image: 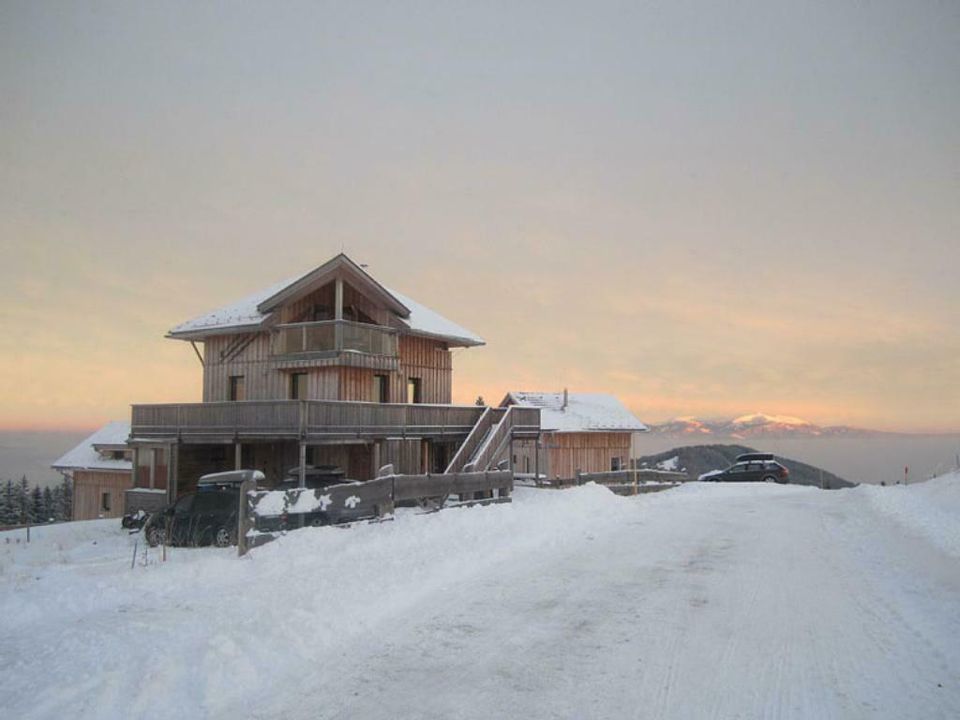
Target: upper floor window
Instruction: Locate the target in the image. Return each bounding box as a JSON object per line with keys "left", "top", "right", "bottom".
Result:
{"left": 407, "top": 377, "right": 422, "bottom": 404}
{"left": 290, "top": 372, "right": 308, "bottom": 400}
{"left": 611, "top": 457, "right": 622, "bottom": 471}
{"left": 373, "top": 374, "right": 389, "bottom": 403}
{"left": 229, "top": 375, "right": 246, "bottom": 402}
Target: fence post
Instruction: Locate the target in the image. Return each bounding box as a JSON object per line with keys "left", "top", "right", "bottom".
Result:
{"left": 237, "top": 478, "right": 256, "bottom": 557}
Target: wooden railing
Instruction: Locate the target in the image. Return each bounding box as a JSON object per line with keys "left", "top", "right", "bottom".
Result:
{"left": 131, "top": 400, "right": 487, "bottom": 440}
{"left": 274, "top": 320, "right": 398, "bottom": 357}
{"left": 465, "top": 405, "right": 540, "bottom": 472}
{"left": 444, "top": 407, "right": 505, "bottom": 473}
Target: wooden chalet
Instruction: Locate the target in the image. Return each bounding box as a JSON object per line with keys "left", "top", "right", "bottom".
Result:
{"left": 52, "top": 422, "right": 137, "bottom": 520}
{"left": 501, "top": 391, "right": 648, "bottom": 481}
{"left": 128, "top": 253, "right": 539, "bottom": 506}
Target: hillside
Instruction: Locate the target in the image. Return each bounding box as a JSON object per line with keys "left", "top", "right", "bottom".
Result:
{"left": 636, "top": 444, "right": 855, "bottom": 488}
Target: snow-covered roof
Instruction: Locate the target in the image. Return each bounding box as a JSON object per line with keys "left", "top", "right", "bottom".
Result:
{"left": 167, "top": 275, "right": 300, "bottom": 337}
{"left": 385, "top": 287, "right": 483, "bottom": 346}
{"left": 504, "top": 392, "right": 648, "bottom": 433}
{"left": 52, "top": 421, "right": 132, "bottom": 473}
{"left": 166, "top": 256, "right": 483, "bottom": 347}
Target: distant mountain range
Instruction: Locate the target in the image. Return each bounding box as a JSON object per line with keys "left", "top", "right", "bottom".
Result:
{"left": 649, "top": 413, "right": 893, "bottom": 439}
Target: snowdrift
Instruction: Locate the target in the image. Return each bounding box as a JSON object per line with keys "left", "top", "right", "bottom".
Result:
{"left": 856, "top": 470, "right": 960, "bottom": 558}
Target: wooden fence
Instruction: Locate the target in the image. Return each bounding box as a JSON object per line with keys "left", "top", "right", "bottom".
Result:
{"left": 237, "top": 469, "right": 513, "bottom": 555}
{"left": 530, "top": 468, "right": 689, "bottom": 496}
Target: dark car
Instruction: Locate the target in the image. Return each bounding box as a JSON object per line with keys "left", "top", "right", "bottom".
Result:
{"left": 699, "top": 455, "right": 790, "bottom": 484}
{"left": 276, "top": 465, "right": 346, "bottom": 491}
{"left": 143, "top": 470, "right": 264, "bottom": 548}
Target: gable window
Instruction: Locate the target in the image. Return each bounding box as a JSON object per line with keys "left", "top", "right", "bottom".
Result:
{"left": 406, "top": 377, "right": 422, "bottom": 404}
{"left": 228, "top": 375, "right": 246, "bottom": 401}
{"left": 373, "top": 374, "right": 389, "bottom": 403}
{"left": 290, "top": 372, "right": 308, "bottom": 400}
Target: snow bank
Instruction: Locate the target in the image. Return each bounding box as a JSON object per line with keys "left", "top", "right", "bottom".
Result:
{"left": 856, "top": 470, "right": 960, "bottom": 557}
{"left": 0, "top": 485, "right": 631, "bottom": 720}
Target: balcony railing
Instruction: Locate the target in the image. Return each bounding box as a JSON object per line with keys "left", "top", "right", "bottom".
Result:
{"left": 274, "top": 320, "right": 398, "bottom": 357}
{"left": 130, "top": 400, "right": 493, "bottom": 441}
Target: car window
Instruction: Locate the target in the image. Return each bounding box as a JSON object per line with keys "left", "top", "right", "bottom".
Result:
{"left": 194, "top": 491, "right": 236, "bottom": 512}
{"left": 173, "top": 494, "right": 195, "bottom": 516}
{"left": 727, "top": 462, "right": 748, "bottom": 473}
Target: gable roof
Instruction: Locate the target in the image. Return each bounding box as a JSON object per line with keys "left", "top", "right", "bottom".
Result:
{"left": 52, "top": 421, "right": 132, "bottom": 473}
{"left": 502, "top": 392, "right": 648, "bottom": 433}
{"left": 167, "top": 254, "right": 484, "bottom": 347}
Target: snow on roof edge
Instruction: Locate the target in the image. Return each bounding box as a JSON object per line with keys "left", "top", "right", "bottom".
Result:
{"left": 52, "top": 421, "right": 133, "bottom": 472}
{"left": 505, "top": 391, "right": 648, "bottom": 433}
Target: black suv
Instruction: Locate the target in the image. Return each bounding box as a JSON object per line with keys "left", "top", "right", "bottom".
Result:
{"left": 700, "top": 453, "right": 790, "bottom": 484}
{"left": 143, "top": 470, "right": 264, "bottom": 548}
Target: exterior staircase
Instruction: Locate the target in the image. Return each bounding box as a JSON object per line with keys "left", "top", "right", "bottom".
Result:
{"left": 445, "top": 405, "right": 540, "bottom": 474}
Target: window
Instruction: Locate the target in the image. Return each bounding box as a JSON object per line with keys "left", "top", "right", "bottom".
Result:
{"left": 290, "top": 372, "right": 308, "bottom": 400}
{"left": 373, "top": 374, "right": 389, "bottom": 403}
{"left": 406, "top": 377, "right": 422, "bottom": 404}
{"left": 101, "top": 492, "right": 111, "bottom": 512}
{"left": 611, "top": 457, "right": 622, "bottom": 471}
{"left": 228, "top": 375, "right": 246, "bottom": 401}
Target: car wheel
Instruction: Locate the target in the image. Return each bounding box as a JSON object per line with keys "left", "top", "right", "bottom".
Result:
{"left": 214, "top": 526, "right": 234, "bottom": 548}
{"left": 762, "top": 475, "right": 777, "bottom": 483}
{"left": 146, "top": 524, "right": 166, "bottom": 547}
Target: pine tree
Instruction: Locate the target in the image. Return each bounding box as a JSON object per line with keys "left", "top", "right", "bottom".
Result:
{"left": 30, "top": 485, "right": 44, "bottom": 524}
{"left": 16, "top": 476, "right": 29, "bottom": 523}
{"left": 0, "top": 479, "right": 16, "bottom": 526}
{"left": 42, "top": 486, "right": 54, "bottom": 523}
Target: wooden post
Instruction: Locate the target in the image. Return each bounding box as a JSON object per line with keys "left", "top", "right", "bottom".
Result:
{"left": 334, "top": 277, "right": 344, "bottom": 351}
{"left": 371, "top": 441, "right": 381, "bottom": 480}
{"left": 237, "top": 478, "right": 256, "bottom": 557}
{"left": 170, "top": 442, "right": 180, "bottom": 504}
{"left": 298, "top": 441, "right": 307, "bottom": 489}
{"left": 234, "top": 442, "right": 243, "bottom": 470}
{"left": 534, "top": 436, "right": 540, "bottom": 487}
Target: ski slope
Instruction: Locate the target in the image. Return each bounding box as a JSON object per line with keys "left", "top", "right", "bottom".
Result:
{"left": 2, "top": 480, "right": 959, "bottom": 719}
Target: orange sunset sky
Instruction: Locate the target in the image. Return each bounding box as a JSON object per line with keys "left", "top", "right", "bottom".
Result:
{"left": 1, "top": 2, "right": 958, "bottom": 433}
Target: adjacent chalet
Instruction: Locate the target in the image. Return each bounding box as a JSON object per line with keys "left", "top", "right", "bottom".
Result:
{"left": 127, "top": 254, "right": 539, "bottom": 509}
{"left": 52, "top": 422, "right": 136, "bottom": 520}
{"left": 502, "top": 391, "right": 648, "bottom": 481}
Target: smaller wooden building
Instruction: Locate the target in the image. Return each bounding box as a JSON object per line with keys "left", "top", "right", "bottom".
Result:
{"left": 502, "top": 391, "right": 647, "bottom": 482}
{"left": 52, "top": 422, "right": 135, "bottom": 521}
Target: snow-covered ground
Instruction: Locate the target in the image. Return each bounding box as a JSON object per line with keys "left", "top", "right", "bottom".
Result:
{"left": 2, "top": 480, "right": 959, "bottom": 719}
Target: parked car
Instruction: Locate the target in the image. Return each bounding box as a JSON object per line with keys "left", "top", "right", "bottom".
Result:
{"left": 698, "top": 454, "right": 790, "bottom": 484}
{"left": 276, "top": 464, "right": 346, "bottom": 491}
{"left": 143, "top": 470, "right": 264, "bottom": 548}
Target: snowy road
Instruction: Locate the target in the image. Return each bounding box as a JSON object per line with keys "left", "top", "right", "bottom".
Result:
{"left": 2, "top": 482, "right": 959, "bottom": 719}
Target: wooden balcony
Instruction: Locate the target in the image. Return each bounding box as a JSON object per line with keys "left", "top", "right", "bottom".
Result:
{"left": 130, "top": 400, "right": 503, "bottom": 442}
{"left": 274, "top": 320, "right": 398, "bottom": 358}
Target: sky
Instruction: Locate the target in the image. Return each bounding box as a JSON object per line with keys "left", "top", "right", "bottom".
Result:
{"left": 0, "top": 1, "right": 958, "bottom": 433}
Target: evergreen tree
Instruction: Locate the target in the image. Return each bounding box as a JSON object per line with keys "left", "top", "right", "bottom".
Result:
{"left": 16, "top": 476, "right": 29, "bottom": 523}
{"left": 30, "top": 485, "right": 44, "bottom": 524}
{"left": 42, "top": 486, "right": 54, "bottom": 522}
{"left": 0, "top": 479, "right": 16, "bottom": 525}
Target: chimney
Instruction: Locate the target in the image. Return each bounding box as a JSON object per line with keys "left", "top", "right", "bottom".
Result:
{"left": 562, "top": 388, "right": 569, "bottom": 410}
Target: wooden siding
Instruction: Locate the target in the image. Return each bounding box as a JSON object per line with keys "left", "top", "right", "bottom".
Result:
{"left": 395, "top": 335, "right": 451, "bottom": 403}
{"left": 72, "top": 470, "right": 133, "bottom": 521}
{"left": 512, "top": 432, "right": 632, "bottom": 481}
{"left": 201, "top": 331, "right": 451, "bottom": 404}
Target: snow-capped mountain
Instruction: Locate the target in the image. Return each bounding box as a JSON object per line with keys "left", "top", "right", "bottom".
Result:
{"left": 649, "top": 413, "right": 886, "bottom": 438}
